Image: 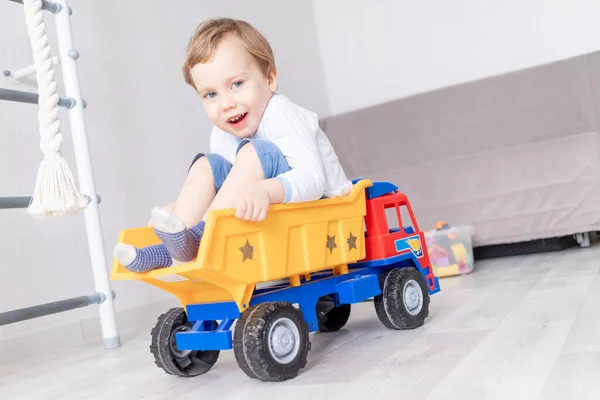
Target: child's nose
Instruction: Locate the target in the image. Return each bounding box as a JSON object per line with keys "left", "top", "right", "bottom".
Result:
{"left": 221, "top": 94, "right": 237, "bottom": 111}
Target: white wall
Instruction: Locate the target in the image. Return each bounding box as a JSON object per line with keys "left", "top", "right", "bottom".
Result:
{"left": 0, "top": 0, "right": 326, "bottom": 356}
{"left": 312, "top": 0, "right": 600, "bottom": 116}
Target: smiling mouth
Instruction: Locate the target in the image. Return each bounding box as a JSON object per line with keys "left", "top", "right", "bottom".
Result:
{"left": 227, "top": 113, "right": 247, "bottom": 124}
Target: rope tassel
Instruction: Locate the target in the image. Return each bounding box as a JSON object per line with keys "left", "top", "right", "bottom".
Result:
{"left": 22, "top": 0, "right": 87, "bottom": 218}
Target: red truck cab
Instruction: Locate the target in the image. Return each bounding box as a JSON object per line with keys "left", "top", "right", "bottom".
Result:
{"left": 355, "top": 181, "right": 440, "bottom": 294}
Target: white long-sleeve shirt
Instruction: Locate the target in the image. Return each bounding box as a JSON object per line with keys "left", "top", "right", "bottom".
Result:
{"left": 209, "top": 94, "right": 353, "bottom": 203}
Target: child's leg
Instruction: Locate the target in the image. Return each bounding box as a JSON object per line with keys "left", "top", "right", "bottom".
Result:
{"left": 150, "top": 154, "right": 221, "bottom": 262}
{"left": 152, "top": 142, "right": 271, "bottom": 261}
{"left": 173, "top": 154, "right": 219, "bottom": 227}
{"left": 113, "top": 243, "right": 173, "bottom": 272}
{"left": 205, "top": 139, "right": 291, "bottom": 214}
{"left": 114, "top": 153, "right": 231, "bottom": 271}
{"left": 115, "top": 140, "right": 290, "bottom": 272}
{"left": 203, "top": 141, "right": 268, "bottom": 213}
{"left": 150, "top": 139, "right": 289, "bottom": 263}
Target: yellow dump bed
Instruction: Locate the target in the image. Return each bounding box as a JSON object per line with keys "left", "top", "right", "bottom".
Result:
{"left": 111, "top": 180, "right": 372, "bottom": 311}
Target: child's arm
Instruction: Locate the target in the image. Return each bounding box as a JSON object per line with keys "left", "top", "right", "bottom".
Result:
{"left": 262, "top": 97, "right": 327, "bottom": 203}
{"left": 259, "top": 178, "right": 286, "bottom": 203}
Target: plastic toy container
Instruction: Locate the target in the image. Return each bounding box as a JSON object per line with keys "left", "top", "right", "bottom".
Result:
{"left": 424, "top": 225, "right": 475, "bottom": 278}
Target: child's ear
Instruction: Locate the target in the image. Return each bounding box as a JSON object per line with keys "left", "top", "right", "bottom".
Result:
{"left": 268, "top": 67, "right": 278, "bottom": 93}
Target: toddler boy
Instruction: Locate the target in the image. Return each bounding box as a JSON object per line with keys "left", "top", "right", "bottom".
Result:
{"left": 114, "top": 18, "right": 352, "bottom": 272}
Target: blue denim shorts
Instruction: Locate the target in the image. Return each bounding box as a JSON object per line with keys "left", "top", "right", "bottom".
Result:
{"left": 189, "top": 138, "right": 291, "bottom": 192}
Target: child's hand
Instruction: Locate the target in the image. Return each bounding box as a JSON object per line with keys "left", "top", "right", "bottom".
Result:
{"left": 235, "top": 184, "right": 271, "bottom": 222}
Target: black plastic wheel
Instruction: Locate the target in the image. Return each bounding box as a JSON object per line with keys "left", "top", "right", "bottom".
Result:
{"left": 374, "top": 268, "right": 430, "bottom": 330}
{"left": 316, "top": 295, "right": 351, "bottom": 332}
{"left": 150, "top": 307, "right": 219, "bottom": 377}
{"left": 233, "top": 302, "right": 310, "bottom": 381}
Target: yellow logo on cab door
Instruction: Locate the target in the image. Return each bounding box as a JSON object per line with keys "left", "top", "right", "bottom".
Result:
{"left": 407, "top": 238, "right": 421, "bottom": 252}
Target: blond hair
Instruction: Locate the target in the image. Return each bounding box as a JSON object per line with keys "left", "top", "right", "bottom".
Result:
{"left": 183, "top": 18, "right": 275, "bottom": 90}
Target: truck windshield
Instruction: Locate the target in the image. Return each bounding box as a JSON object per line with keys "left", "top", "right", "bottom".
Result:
{"left": 384, "top": 203, "right": 416, "bottom": 234}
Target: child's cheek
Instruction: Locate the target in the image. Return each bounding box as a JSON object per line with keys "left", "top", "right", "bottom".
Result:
{"left": 206, "top": 104, "right": 219, "bottom": 125}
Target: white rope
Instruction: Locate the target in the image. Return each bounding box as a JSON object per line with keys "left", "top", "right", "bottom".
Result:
{"left": 22, "top": 0, "right": 87, "bottom": 218}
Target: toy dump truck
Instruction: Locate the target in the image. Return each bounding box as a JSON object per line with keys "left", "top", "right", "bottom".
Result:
{"left": 111, "top": 179, "right": 440, "bottom": 382}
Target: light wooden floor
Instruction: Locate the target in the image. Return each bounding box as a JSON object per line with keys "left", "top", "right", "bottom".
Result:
{"left": 2, "top": 244, "right": 599, "bottom": 400}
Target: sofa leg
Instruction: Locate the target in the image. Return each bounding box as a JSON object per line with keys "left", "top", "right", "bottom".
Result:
{"left": 575, "top": 232, "right": 591, "bottom": 248}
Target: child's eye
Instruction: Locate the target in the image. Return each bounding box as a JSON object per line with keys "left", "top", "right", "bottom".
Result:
{"left": 233, "top": 80, "right": 243, "bottom": 88}
{"left": 204, "top": 92, "right": 217, "bottom": 99}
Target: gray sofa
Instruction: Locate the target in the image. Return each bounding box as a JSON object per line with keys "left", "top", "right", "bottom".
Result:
{"left": 322, "top": 51, "right": 600, "bottom": 247}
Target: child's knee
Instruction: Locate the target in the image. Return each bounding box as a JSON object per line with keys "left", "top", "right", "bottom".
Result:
{"left": 235, "top": 139, "right": 260, "bottom": 160}
{"left": 189, "top": 153, "right": 232, "bottom": 191}
{"left": 235, "top": 139, "right": 291, "bottom": 179}
{"left": 188, "top": 154, "right": 212, "bottom": 177}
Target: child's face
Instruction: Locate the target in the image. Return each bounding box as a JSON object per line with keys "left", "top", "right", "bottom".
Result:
{"left": 190, "top": 36, "right": 277, "bottom": 139}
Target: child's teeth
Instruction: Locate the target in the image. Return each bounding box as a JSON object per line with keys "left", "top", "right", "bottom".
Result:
{"left": 230, "top": 114, "right": 244, "bottom": 122}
